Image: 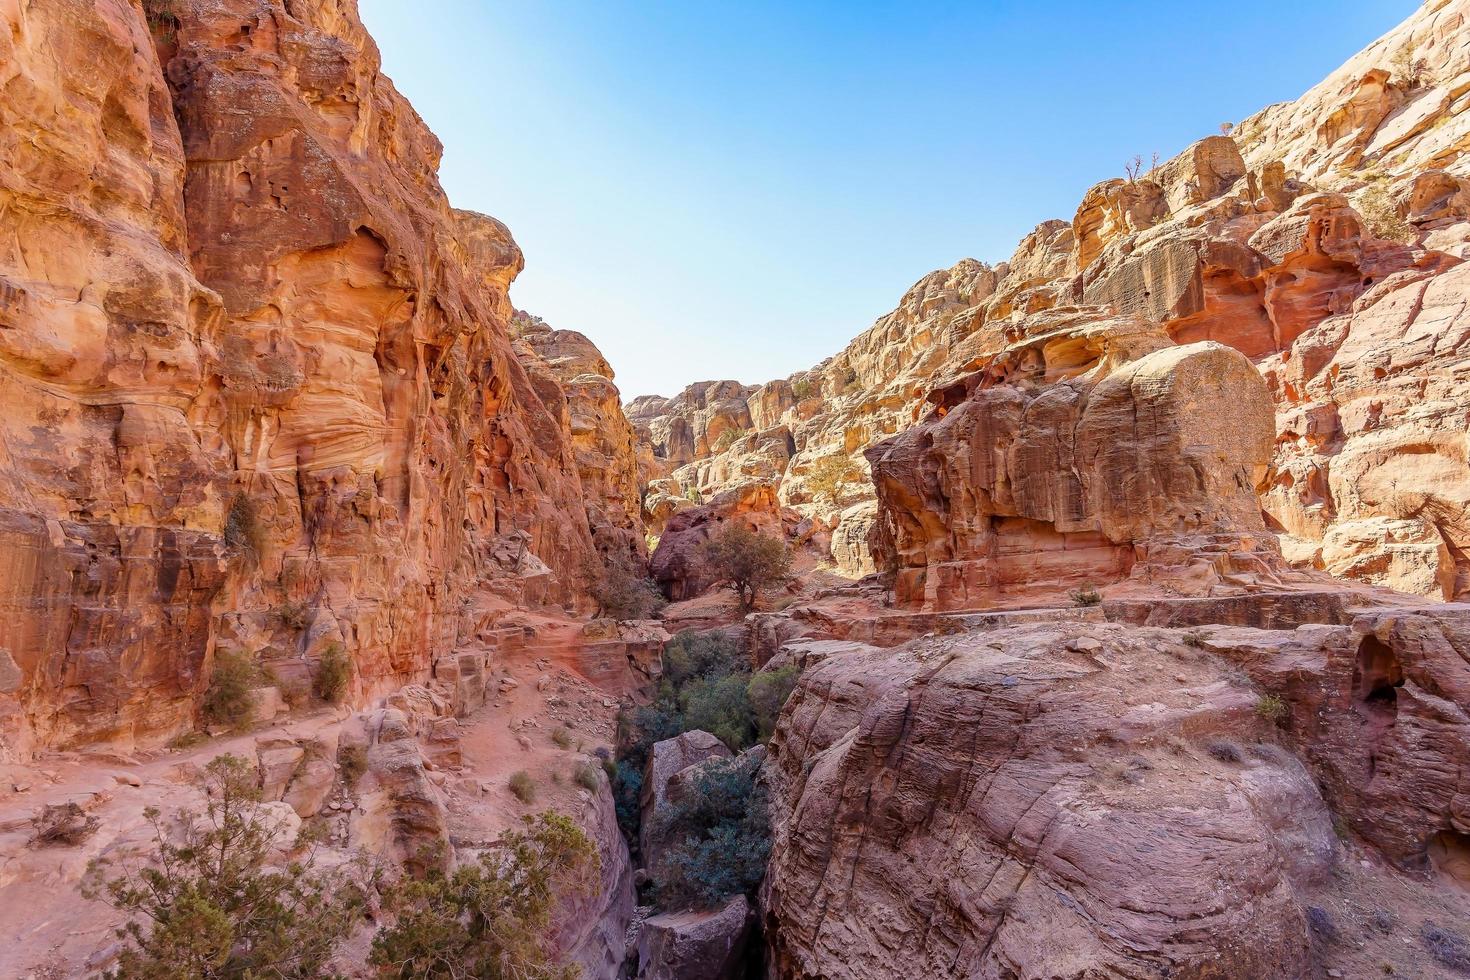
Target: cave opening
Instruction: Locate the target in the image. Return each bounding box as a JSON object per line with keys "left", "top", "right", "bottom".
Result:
{"left": 1430, "top": 829, "right": 1470, "bottom": 889}
{"left": 1352, "top": 635, "right": 1404, "bottom": 721}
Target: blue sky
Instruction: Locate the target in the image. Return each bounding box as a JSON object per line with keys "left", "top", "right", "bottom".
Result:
{"left": 359, "top": 0, "right": 1412, "bottom": 399}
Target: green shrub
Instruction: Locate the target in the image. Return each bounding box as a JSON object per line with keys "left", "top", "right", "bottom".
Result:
{"left": 699, "top": 524, "right": 792, "bottom": 611}
{"left": 748, "top": 665, "right": 800, "bottom": 742}
{"left": 1070, "top": 584, "right": 1102, "bottom": 607}
{"left": 508, "top": 770, "right": 536, "bottom": 804}
{"left": 277, "top": 600, "right": 311, "bottom": 630}
{"left": 790, "top": 378, "right": 814, "bottom": 400}
{"left": 573, "top": 761, "right": 602, "bottom": 793}
{"left": 371, "top": 812, "right": 598, "bottom": 980}
{"left": 681, "top": 673, "right": 756, "bottom": 752}
{"left": 589, "top": 551, "right": 666, "bottom": 620}
{"left": 82, "top": 755, "right": 366, "bottom": 978}
{"left": 1356, "top": 173, "right": 1416, "bottom": 244}
{"left": 651, "top": 754, "right": 771, "bottom": 910}
{"left": 1256, "top": 693, "right": 1290, "bottom": 726}
{"left": 711, "top": 428, "right": 746, "bottom": 454}
{"left": 202, "top": 649, "right": 258, "bottom": 730}
{"left": 312, "top": 642, "right": 351, "bottom": 704}
{"left": 662, "top": 630, "right": 745, "bottom": 688}
{"left": 340, "top": 743, "right": 368, "bottom": 785}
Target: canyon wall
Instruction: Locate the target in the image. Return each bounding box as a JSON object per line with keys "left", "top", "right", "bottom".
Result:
{"left": 634, "top": 0, "right": 1470, "bottom": 607}
{"left": 0, "top": 0, "right": 643, "bottom": 759}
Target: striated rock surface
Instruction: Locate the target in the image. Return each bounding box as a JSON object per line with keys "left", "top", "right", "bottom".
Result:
{"left": 0, "top": 0, "right": 642, "bottom": 757}
{"left": 762, "top": 611, "right": 1470, "bottom": 979}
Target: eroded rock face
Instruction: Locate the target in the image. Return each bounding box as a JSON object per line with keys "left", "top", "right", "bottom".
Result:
{"left": 762, "top": 612, "right": 1470, "bottom": 979}
{"left": 0, "top": 0, "right": 643, "bottom": 757}
{"left": 866, "top": 312, "right": 1278, "bottom": 609}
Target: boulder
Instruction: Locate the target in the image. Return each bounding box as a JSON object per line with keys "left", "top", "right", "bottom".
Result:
{"left": 636, "top": 894, "right": 753, "bottom": 980}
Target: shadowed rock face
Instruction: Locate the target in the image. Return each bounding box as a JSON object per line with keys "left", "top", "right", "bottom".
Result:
{"left": 0, "top": 0, "right": 641, "bottom": 757}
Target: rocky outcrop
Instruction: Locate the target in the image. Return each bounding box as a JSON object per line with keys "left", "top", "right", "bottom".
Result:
{"left": 639, "top": 729, "right": 732, "bottom": 858}
{"left": 762, "top": 611, "right": 1470, "bottom": 979}
{"left": 866, "top": 312, "right": 1279, "bottom": 608}
{"left": 515, "top": 313, "right": 645, "bottom": 564}
{"left": 0, "top": 0, "right": 643, "bottom": 758}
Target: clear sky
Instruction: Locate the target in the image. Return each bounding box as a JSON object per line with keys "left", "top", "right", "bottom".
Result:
{"left": 358, "top": 0, "right": 1412, "bottom": 400}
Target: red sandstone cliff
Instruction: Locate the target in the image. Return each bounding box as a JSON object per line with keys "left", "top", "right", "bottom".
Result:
{"left": 0, "top": 0, "right": 643, "bottom": 759}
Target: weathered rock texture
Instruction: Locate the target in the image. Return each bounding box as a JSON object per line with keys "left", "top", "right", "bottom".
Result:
{"left": 629, "top": 0, "right": 1470, "bottom": 605}
{"left": 867, "top": 312, "right": 1279, "bottom": 609}
{"left": 0, "top": 0, "right": 643, "bottom": 758}
{"left": 762, "top": 611, "right": 1470, "bottom": 979}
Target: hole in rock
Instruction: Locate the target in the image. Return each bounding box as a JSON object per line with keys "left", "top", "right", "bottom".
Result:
{"left": 1353, "top": 635, "right": 1404, "bottom": 724}
{"left": 1430, "top": 830, "right": 1470, "bottom": 889}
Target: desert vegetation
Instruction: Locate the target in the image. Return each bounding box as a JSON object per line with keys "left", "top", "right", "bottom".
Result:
{"left": 81, "top": 755, "right": 597, "bottom": 980}
{"left": 699, "top": 523, "right": 792, "bottom": 611}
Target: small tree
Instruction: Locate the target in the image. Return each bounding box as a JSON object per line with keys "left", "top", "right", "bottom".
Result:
{"left": 711, "top": 428, "right": 746, "bottom": 454}
{"left": 312, "top": 642, "right": 351, "bottom": 704}
{"left": 370, "top": 813, "right": 598, "bottom": 980}
{"left": 202, "top": 648, "right": 259, "bottom": 730}
{"left": 81, "top": 754, "right": 367, "bottom": 979}
{"left": 805, "top": 454, "right": 862, "bottom": 505}
{"left": 699, "top": 524, "right": 791, "bottom": 612}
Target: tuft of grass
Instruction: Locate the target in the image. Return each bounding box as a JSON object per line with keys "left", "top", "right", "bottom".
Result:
{"left": 1255, "top": 693, "right": 1290, "bottom": 726}
{"left": 1205, "top": 739, "right": 1244, "bottom": 764}
{"left": 508, "top": 770, "right": 536, "bottom": 804}
{"left": 573, "top": 761, "right": 602, "bottom": 793}
{"left": 1422, "top": 923, "right": 1470, "bottom": 972}
{"left": 551, "top": 727, "right": 574, "bottom": 750}
{"left": 1307, "top": 905, "right": 1338, "bottom": 942}
{"left": 168, "top": 730, "right": 208, "bottom": 751}
{"left": 1182, "top": 630, "right": 1206, "bottom": 649}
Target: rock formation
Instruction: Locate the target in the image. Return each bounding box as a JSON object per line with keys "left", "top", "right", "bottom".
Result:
{"left": 0, "top": 0, "right": 644, "bottom": 759}
{"left": 629, "top": 0, "right": 1470, "bottom": 606}
{"left": 759, "top": 609, "right": 1470, "bottom": 979}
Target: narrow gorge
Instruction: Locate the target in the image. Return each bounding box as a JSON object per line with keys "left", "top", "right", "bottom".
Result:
{"left": 4, "top": 1, "right": 1470, "bottom": 977}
